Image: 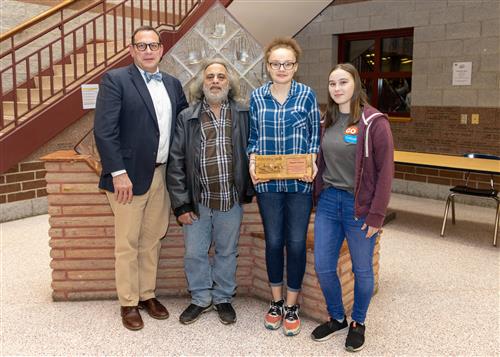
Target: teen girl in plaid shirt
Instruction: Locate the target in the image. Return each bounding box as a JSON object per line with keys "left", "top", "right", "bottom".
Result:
{"left": 247, "top": 37, "right": 320, "bottom": 336}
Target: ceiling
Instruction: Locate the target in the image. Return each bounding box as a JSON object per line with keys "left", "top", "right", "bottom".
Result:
{"left": 227, "top": 0, "right": 332, "bottom": 46}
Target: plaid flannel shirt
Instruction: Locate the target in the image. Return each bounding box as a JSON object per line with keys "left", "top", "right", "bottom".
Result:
{"left": 199, "top": 99, "right": 237, "bottom": 211}
{"left": 247, "top": 80, "right": 320, "bottom": 193}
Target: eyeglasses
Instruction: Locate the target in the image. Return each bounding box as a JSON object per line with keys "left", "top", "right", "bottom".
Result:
{"left": 133, "top": 42, "right": 161, "bottom": 51}
{"left": 268, "top": 62, "right": 296, "bottom": 70}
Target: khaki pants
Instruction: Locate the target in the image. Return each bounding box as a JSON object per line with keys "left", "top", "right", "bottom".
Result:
{"left": 106, "top": 166, "right": 170, "bottom": 306}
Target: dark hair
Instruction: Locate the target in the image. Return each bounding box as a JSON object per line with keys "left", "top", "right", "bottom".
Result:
{"left": 264, "top": 37, "right": 302, "bottom": 63}
{"left": 325, "top": 63, "right": 368, "bottom": 128}
{"left": 131, "top": 26, "right": 160, "bottom": 44}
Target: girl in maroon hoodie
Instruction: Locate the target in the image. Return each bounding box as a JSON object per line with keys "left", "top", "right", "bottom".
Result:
{"left": 310, "top": 63, "right": 394, "bottom": 352}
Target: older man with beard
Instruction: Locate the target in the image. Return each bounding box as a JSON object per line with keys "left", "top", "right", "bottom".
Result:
{"left": 167, "top": 58, "right": 253, "bottom": 325}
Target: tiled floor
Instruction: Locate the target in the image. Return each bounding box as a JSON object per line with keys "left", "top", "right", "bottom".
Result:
{"left": 1, "top": 193, "right": 499, "bottom": 356}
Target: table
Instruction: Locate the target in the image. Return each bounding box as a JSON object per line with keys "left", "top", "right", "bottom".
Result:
{"left": 394, "top": 151, "right": 500, "bottom": 174}
{"left": 384, "top": 151, "right": 500, "bottom": 225}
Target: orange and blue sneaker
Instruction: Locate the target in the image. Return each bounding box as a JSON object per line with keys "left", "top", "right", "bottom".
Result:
{"left": 264, "top": 299, "right": 284, "bottom": 330}
{"left": 283, "top": 304, "right": 301, "bottom": 336}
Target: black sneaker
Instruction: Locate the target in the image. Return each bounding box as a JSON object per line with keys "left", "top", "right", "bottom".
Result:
{"left": 345, "top": 321, "right": 366, "bottom": 352}
{"left": 264, "top": 299, "right": 284, "bottom": 330}
{"left": 311, "top": 316, "right": 348, "bottom": 342}
{"left": 283, "top": 304, "right": 301, "bottom": 336}
{"left": 179, "top": 303, "right": 212, "bottom": 325}
{"left": 214, "top": 303, "right": 237, "bottom": 324}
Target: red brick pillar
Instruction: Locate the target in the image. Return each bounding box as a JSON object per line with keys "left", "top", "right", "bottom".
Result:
{"left": 42, "top": 150, "right": 115, "bottom": 300}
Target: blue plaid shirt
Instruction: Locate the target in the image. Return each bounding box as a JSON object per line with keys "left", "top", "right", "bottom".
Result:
{"left": 247, "top": 80, "right": 320, "bottom": 193}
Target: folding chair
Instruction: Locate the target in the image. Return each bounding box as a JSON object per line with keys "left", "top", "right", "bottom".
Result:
{"left": 440, "top": 153, "right": 500, "bottom": 246}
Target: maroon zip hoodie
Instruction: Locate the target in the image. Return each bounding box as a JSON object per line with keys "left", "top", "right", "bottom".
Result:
{"left": 314, "top": 105, "right": 394, "bottom": 228}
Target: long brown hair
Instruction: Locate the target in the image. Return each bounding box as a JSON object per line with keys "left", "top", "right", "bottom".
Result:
{"left": 324, "top": 63, "right": 368, "bottom": 128}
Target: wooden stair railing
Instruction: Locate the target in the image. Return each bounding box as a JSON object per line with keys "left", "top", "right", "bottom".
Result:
{"left": 0, "top": 0, "right": 231, "bottom": 173}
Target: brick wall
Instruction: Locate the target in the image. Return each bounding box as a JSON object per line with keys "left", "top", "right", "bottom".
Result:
{"left": 396, "top": 163, "right": 500, "bottom": 191}
{"left": 0, "top": 111, "right": 94, "bottom": 222}
{"left": 43, "top": 150, "right": 381, "bottom": 322}
{"left": 392, "top": 107, "right": 500, "bottom": 156}
{"left": 0, "top": 161, "right": 47, "bottom": 204}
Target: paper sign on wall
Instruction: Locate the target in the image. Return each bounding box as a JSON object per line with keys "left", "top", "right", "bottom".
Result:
{"left": 81, "top": 84, "right": 99, "bottom": 109}
{"left": 452, "top": 62, "right": 472, "bottom": 86}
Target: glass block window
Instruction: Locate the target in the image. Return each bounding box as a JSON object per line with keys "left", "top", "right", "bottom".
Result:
{"left": 160, "top": 2, "right": 265, "bottom": 104}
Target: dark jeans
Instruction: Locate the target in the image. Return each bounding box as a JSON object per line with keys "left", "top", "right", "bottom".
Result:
{"left": 256, "top": 192, "right": 313, "bottom": 292}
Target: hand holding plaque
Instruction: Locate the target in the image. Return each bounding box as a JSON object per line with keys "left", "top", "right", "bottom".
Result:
{"left": 254, "top": 154, "right": 313, "bottom": 180}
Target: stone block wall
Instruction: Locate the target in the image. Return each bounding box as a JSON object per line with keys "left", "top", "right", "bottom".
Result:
{"left": 42, "top": 150, "right": 381, "bottom": 322}
{"left": 294, "top": 0, "right": 500, "bottom": 156}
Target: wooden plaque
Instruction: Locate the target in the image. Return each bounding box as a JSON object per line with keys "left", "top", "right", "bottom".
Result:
{"left": 255, "top": 154, "right": 313, "bottom": 180}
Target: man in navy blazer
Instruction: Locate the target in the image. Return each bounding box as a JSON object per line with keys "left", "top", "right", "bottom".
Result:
{"left": 94, "top": 25, "right": 188, "bottom": 331}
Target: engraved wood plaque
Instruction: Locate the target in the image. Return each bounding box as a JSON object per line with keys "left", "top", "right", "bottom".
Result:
{"left": 255, "top": 154, "right": 313, "bottom": 180}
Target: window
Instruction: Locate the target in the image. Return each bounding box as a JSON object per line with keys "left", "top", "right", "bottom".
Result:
{"left": 339, "top": 28, "right": 413, "bottom": 120}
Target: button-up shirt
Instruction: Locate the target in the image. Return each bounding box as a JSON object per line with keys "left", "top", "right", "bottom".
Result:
{"left": 247, "top": 80, "right": 320, "bottom": 193}
{"left": 199, "top": 99, "right": 237, "bottom": 211}
{"left": 137, "top": 66, "right": 172, "bottom": 164}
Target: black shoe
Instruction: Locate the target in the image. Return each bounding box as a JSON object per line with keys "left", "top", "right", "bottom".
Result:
{"left": 311, "top": 316, "right": 348, "bottom": 342}
{"left": 345, "top": 321, "right": 366, "bottom": 352}
{"left": 264, "top": 299, "right": 284, "bottom": 330}
{"left": 179, "top": 303, "right": 212, "bottom": 325}
{"left": 214, "top": 303, "right": 237, "bottom": 324}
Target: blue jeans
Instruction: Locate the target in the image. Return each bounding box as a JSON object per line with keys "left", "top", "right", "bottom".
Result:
{"left": 257, "top": 192, "right": 313, "bottom": 292}
{"left": 314, "top": 187, "right": 377, "bottom": 323}
{"left": 183, "top": 203, "right": 243, "bottom": 307}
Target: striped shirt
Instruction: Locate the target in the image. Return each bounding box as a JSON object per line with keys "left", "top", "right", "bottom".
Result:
{"left": 199, "top": 99, "right": 237, "bottom": 211}
{"left": 247, "top": 80, "right": 320, "bottom": 193}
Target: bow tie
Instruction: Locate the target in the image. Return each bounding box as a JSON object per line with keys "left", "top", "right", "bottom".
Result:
{"left": 144, "top": 72, "right": 162, "bottom": 83}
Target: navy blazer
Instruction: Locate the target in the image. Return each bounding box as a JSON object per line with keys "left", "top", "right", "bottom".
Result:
{"left": 94, "top": 64, "right": 188, "bottom": 195}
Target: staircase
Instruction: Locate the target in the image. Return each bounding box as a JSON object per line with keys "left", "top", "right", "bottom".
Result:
{"left": 0, "top": 0, "right": 231, "bottom": 173}
{"left": 1, "top": 41, "right": 115, "bottom": 134}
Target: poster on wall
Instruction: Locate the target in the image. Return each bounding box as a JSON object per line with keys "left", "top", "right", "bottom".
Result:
{"left": 452, "top": 62, "right": 472, "bottom": 86}
{"left": 81, "top": 84, "right": 99, "bottom": 109}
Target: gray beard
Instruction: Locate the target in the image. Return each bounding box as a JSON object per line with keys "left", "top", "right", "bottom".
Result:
{"left": 203, "top": 85, "right": 229, "bottom": 104}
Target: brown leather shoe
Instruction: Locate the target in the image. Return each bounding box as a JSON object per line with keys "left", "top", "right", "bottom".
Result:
{"left": 139, "top": 298, "right": 169, "bottom": 320}
{"left": 120, "top": 306, "right": 144, "bottom": 331}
